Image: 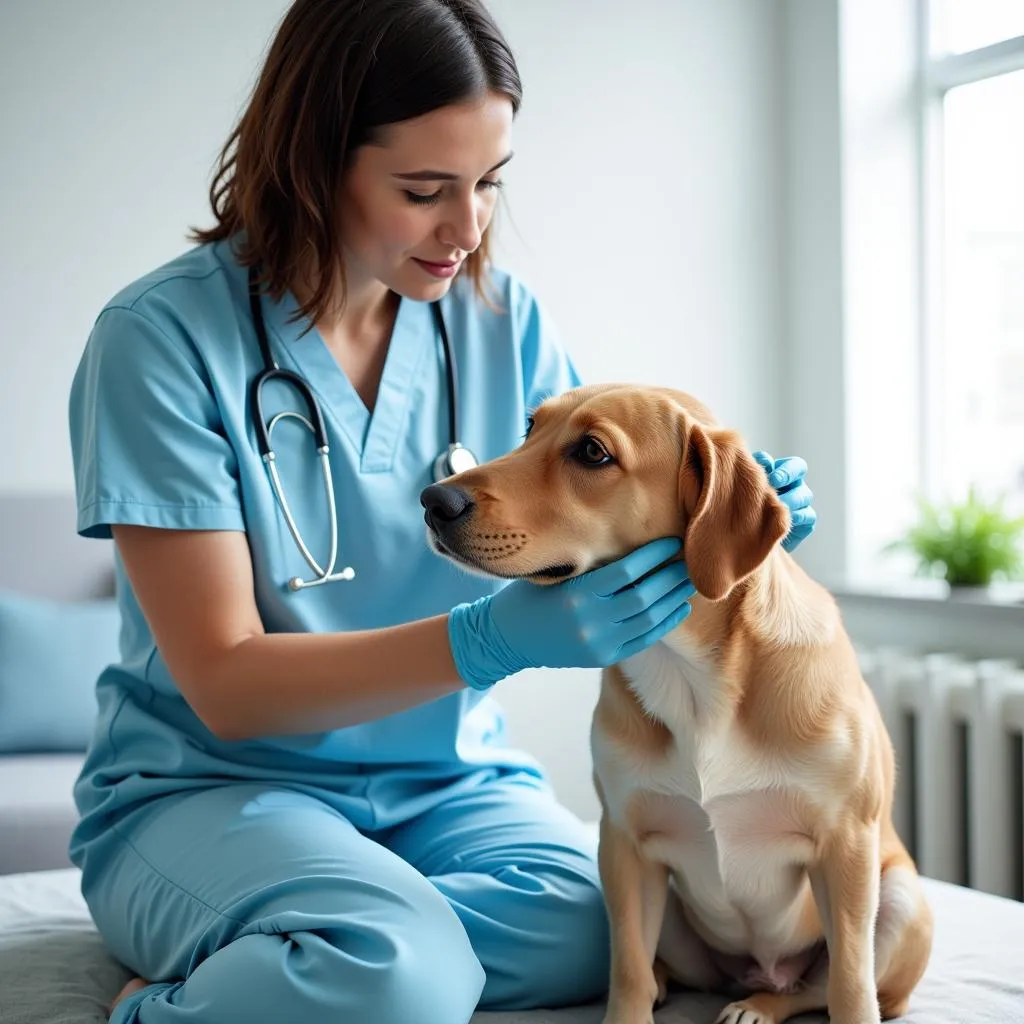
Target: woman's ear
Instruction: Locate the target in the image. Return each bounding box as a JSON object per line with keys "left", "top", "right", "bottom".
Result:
{"left": 678, "top": 418, "right": 790, "bottom": 601}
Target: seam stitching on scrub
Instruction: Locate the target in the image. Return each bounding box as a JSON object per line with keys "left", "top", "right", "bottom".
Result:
{"left": 80, "top": 498, "right": 243, "bottom": 513}
{"left": 109, "top": 822, "right": 249, "bottom": 925}
{"left": 94, "top": 302, "right": 216, "bottom": 389}
{"left": 105, "top": 692, "right": 130, "bottom": 761}
{"left": 113, "top": 266, "right": 225, "bottom": 316}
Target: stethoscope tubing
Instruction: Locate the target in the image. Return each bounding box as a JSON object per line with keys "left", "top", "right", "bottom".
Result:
{"left": 247, "top": 264, "right": 473, "bottom": 590}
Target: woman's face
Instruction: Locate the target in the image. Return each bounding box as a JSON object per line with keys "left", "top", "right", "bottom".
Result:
{"left": 338, "top": 90, "right": 514, "bottom": 304}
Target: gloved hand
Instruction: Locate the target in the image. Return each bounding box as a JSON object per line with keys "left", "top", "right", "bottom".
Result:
{"left": 448, "top": 537, "right": 695, "bottom": 691}
{"left": 753, "top": 451, "right": 817, "bottom": 552}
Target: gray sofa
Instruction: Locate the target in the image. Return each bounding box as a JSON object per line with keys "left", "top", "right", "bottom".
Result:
{"left": 0, "top": 496, "right": 110, "bottom": 876}
{"left": 0, "top": 753, "right": 85, "bottom": 875}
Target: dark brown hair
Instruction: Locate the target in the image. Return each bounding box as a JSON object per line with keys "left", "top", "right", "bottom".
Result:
{"left": 190, "top": 0, "right": 522, "bottom": 324}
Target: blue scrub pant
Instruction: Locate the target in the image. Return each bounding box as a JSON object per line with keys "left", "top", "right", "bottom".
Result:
{"left": 82, "top": 769, "right": 609, "bottom": 1023}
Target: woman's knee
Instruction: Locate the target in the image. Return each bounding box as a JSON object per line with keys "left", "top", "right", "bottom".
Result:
{"left": 109, "top": 870, "right": 487, "bottom": 1024}
{"left": 237, "top": 926, "right": 484, "bottom": 1024}
{"left": 181, "top": 896, "right": 485, "bottom": 1024}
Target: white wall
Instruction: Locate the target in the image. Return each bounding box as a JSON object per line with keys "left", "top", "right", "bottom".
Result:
{"left": 1, "top": 1, "right": 288, "bottom": 494}
{"left": 0, "top": 0, "right": 787, "bottom": 821}
{"left": 1, "top": 0, "right": 787, "bottom": 492}
{"left": 779, "top": 0, "right": 846, "bottom": 587}
{"left": 490, "top": 0, "right": 786, "bottom": 441}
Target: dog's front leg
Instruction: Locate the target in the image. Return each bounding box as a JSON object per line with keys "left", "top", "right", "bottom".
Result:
{"left": 810, "top": 822, "right": 882, "bottom": 1024}
{"left": 599, "top": 815, "right": 669, "bottom": 1024}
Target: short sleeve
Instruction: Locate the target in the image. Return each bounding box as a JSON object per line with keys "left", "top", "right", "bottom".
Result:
{"left": 69, "top": 304, "right": 246, "bottom": 540}
{"left": 510, "top": 279, "right": 584, "bottom": 411}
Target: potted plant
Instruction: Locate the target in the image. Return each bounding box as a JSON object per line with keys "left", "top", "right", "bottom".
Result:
{"left": 886, "top": 486, "right": 1024, "bottom": 599}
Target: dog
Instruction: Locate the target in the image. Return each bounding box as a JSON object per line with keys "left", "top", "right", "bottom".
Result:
{"left": 420, "top": 383, "right": 933, "bottom": 1024}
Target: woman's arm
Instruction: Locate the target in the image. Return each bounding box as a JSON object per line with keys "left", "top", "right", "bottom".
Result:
{"left": 113, "top": 522, "right": 695, "bottom": 744}
{"left": 113, "top": 525, "right": 463, "bottom": 742}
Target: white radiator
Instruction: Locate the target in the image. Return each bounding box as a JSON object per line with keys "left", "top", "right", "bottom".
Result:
{"left": 858, "top": 648, "right": 1024, "bottom": 901}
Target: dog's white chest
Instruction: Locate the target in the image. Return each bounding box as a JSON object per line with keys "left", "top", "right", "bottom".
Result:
{"left": 606, "top": 639, "right": 779, "bottom": 804}
{"left": 594, "top": 639, "right": 827, "bottom": 957}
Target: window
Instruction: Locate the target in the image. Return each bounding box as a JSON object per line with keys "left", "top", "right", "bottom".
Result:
{"left": 922, "top": 4, "right": 1024, "bottom": 512}
{"left": 931, "top": 0, "right": 1024, "bottom": 55}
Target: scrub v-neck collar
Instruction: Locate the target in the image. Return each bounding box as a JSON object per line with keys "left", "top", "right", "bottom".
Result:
{"left": 260, "top": 288, "right": 433, "bottom": 474}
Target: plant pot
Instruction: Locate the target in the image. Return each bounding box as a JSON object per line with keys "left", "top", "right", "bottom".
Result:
{"left": 945, "top": 583, "right": 995, "bottom": 602}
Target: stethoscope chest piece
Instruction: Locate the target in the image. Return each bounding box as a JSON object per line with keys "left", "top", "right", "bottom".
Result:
{"left": 432, "top": 442, "right": 479, "bottom": 483}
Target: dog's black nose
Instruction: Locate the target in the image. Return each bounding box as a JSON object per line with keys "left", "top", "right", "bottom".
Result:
{"left": 420, "top": 483, "right": 474, "bottom": 524}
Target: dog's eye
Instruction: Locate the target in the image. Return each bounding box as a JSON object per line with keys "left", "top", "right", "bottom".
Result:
{"left": 523, "top": 415, "right": 535, "bottom": 440}
{"left": 573, "top": 436, "right": 613, "bottom": 466}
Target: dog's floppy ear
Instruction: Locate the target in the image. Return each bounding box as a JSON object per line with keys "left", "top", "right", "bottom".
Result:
{"left": 678, "top": 418, "right": 790, "bottom": 601}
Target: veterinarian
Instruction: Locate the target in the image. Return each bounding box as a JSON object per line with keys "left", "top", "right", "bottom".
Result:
{"left": 67, "top": 2, "right": 818, "bottom": 1022}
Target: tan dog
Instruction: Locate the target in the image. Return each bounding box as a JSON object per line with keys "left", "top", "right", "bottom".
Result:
{"left": 423, "top": 383, "right": 933, "bottom": 1024}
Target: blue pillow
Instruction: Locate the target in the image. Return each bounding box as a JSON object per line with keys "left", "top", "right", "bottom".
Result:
{"left": 0, "top": 590, "right": 120, "bottom": 754}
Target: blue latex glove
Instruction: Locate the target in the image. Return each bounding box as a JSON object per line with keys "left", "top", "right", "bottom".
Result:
{"left": 753, "top": 451, "right": 817, "bottom": 552}
{"left": 448, "top": 537, "right": 695, "bottom": 691}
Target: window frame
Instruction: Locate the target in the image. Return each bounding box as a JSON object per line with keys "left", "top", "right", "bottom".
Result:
{"left": 916, "top": 8, "right": 1024, "bottom": 502}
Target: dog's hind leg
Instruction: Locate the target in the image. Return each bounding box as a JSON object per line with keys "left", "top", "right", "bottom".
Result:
{"left": 655, "top": 888, "right": 728, "bottom": 993}
{"left": 708, "top": 856, "right": 933, "bottom": 1024}
{"left": 714, "top": 859, "right": 932, "bottom": 1024}
{"left": 874, "top": 863, "right": 933, "bottom": 1019}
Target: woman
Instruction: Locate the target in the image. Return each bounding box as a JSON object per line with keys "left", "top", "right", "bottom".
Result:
{"left": 68, "top": 1, "right": 817, "bottom": 1022}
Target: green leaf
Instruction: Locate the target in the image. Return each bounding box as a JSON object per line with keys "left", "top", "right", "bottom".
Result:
{"left": 884, "top": 485, "right": 1024, "bottom": 586}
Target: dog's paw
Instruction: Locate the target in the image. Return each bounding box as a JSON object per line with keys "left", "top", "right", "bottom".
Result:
{"left": 715, "top": 1000, "right": 778, "bottom": 1024}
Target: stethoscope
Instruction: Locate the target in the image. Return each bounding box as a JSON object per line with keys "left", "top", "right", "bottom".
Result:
{"left": 248, "top": 265, "right": 478, "bottom": 591}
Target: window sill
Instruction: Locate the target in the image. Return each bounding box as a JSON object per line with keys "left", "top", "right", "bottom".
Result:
{"left": 829, "top": 578, "right": 1024, "bottom": 609}
{"left": 824, "top": 578, "right": 1024, "bottom": 663}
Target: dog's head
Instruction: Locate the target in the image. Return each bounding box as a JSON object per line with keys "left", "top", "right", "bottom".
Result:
{"left": 421, "top": 384, "right": 790, "bottom": 600}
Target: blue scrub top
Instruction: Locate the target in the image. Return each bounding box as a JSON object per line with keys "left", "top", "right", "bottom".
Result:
{"left": 67, "top": 238, "right": 581, "bottom": 838}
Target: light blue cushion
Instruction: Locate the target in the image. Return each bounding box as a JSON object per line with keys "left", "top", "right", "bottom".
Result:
{"left": 0, "top": 590, "right": 119, "bottom": 754}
